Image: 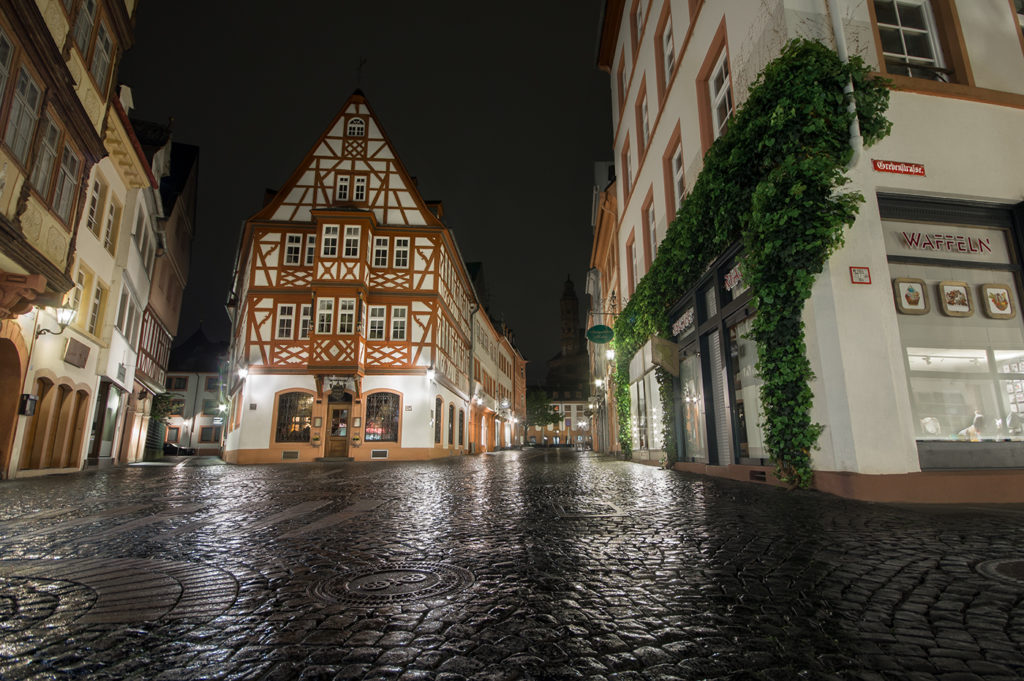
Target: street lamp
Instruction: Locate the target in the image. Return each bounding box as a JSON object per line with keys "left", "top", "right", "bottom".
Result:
{"left": 35, "top": 304, "right": 76, "bottom": 337}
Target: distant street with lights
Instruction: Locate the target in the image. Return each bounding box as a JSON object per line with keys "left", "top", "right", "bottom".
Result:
{"left": 2, "top": 451, "right": 1024, "bottom": 680}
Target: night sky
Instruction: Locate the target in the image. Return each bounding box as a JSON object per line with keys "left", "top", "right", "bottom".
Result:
{"left": 118, "top": 2, "right": 613, "bottom": 384}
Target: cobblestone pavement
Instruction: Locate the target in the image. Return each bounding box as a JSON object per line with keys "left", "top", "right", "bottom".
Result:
{"left": 2, "top": 449, "right": 1024, "bottom": 681}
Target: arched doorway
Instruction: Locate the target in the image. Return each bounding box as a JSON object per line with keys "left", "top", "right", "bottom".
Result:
{"left": 0, "top": 330, "right": 25, "bottom": 478}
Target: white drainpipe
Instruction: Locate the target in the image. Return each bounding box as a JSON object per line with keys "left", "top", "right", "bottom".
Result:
{"left": 827, "top": 0, "right": 864, "bottom": 169}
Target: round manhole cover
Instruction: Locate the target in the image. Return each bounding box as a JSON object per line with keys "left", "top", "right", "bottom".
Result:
{"left": 311, "top": 562, "right": 474, "bottom": 605}
{"left": 976, "top": 559, "right": 1024, "bottom": 586}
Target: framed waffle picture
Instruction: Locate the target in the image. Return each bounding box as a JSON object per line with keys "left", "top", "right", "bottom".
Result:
{"left": 939, "top": 281, "right": 972, "bottom": 317}
{"left": 893, "top": 278, "right": 928, "bottom": 315}
{"left": 981, "top": 284, "right": 1015, "bottom": 319}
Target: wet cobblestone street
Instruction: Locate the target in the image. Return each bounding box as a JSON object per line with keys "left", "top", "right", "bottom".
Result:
{"left": 2, "top": 449, "right": 1024, "bottom": 680}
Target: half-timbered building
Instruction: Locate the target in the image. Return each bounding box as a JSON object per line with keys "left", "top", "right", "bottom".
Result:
{"left": 224, "top": 91, "right": 525, "bottom": 463}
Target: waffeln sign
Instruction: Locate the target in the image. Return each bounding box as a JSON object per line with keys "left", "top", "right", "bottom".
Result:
{"left": 872, "top": 159, "right": 925, "bottom": 176}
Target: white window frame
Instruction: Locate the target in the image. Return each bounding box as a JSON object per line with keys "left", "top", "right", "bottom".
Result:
{"left": 640, "top": 95, "right": 649, "bottom": 150}
{"left": 298, "top": 303, "right": 312, "bottom": 339}
{"left": 353, "top": 176, "right": 367, "bottom": 202}
{"left": 708, "top": 49, "right": 732, "bottom": 141}
{"left": 276, "top": 304, "right": 295, "bottom": 339}
{"left": 336, "top": 176, "right": 349, "bottom": 202}
{"left": 316, "top": 298, "right": 334, "bottom": 335}
{"left": 284, "top": 233, "right": 302, "bottom": 265}
{"left": 373, "top": 236, "right": 389, "bottom": 267}
{"left": 367, "top": 305, "right": 386, "bottom": 340}
{"left": 337, "top": 298, "right": 356, "bottom": 334}
{"left": 391, "top": 306, "right": 407, "bottom": 341}
{"left": 5, "top": 67, "right": 41, "bottom": 165}
{"left": 347, "top": 117, "right": 365, "bottom": 136}
{"left": 87, "top": 282, "right": 103, "bottom": 335}
{"left": 663, "top": 22, "right": 675, "bottom": 79}
{"left": 393, "top": 237, "right": 410, "bottom": 268}
{"left": 303, "top": 234, "right": 315, "bottom": 266}
{"left": 671, "top": 142, "right": 684, "bottom": 209}
{"left": 343, "top": 225, "right": 360, "bottom": 259}
{"left": 53, "top": 144, "right": 82, "bottom": 223}
{"left": 647, "top": 203, "right": 658, "bottom": 259}
{"left": 114, "top": 280, "right": 142, "bottom": 347}
{"left": 30, "top": 115, "right": 59, "bottom": 195}
{"left": 103, "top": 199, "right": 119, "bottom": 254}
{"left": 321, "top": 224, "right": 339, "bottom": 257}
{"left": 874, "top": 0, "right": 945, "bottom": 79}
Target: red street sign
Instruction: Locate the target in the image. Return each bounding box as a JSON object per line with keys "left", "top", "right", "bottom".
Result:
{"left": 872, "top": 159, "right": 925, "bottom": 176}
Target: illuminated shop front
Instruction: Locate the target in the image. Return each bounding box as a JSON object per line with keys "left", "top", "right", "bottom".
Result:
{"left": 669, "top": 247, "right": 765, "bottom": 467}
{"left": 881, "top": 196, "right": 1024, "bottom": 468}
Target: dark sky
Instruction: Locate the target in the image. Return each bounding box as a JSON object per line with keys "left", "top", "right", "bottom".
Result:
{"left": 119, "top": 2, "right": 612, "bottom": 384}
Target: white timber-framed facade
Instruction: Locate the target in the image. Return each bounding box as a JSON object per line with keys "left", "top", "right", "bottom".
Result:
{"left": 224, "top": 91, "right": 525, "bottom": 464}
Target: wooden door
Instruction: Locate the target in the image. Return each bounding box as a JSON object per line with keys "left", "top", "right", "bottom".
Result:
{"left": 328, "top": 406, "right": 350, "bottom": 457}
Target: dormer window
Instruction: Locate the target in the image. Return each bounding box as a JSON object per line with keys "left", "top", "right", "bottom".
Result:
{"left": 347, "top": 117, "right": 365, "bottom": 136}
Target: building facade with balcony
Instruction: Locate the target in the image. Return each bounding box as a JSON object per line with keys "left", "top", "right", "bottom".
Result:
{"left": 594, "top": 0, "right": 1024, "bottom": 501}
{"left": 223, "top": 91, "right": 525, "bottom": 463}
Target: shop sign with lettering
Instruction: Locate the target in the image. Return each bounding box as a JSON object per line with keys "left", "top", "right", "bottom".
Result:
{"left": 672, "top": 306, "right": 695, "bottom": 337}
{"left": 882, "top": 220, "right": 1008, "bottom": 264}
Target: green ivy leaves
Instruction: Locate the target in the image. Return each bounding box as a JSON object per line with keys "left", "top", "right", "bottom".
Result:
{"left": 611, "top": 39, "right": 891, "bottom": 486}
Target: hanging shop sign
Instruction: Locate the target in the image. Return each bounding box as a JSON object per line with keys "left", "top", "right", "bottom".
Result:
{"left": 586, "top": 325, "right": 614, "bottom": 344}
{"left": 883, "top": 220, "right": 1008, "bottom": 265}
{"left": 872, "top": 159, "right": 925, "bottom": 176}
{"left": 672, "top": 306, "right": 696, "bottom": 337}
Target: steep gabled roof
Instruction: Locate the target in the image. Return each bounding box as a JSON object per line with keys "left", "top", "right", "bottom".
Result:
{"left": 252, "top": 90, "right": 442, "bottom": 228}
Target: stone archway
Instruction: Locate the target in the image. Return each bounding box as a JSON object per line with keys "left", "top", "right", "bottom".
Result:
{"left": 0, "top": 320, "right": 28, "bottom": 479}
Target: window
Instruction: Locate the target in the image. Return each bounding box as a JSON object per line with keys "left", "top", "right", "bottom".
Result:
{"left": 316, "top": 298, "right": 334, "bottom": 334}
{"left": 708, "top": 50, "right": 732, "bottom": 142}
{"left": 365, "top": 392, "right": 399, "bottom": 442}
{"left": 0, "top": 30, "right": 12, "bottom": 104}
{"left": 277, "top": 304, "right": 295, "bottom": 339}
{"left": 275, "top": 392, "right": 313, "bottom": 442}
{"left": 299, "top": 304, "right": 312, "bottom": 339}
{"left": 336, "top": 176, "right": 349, "bottom": 202}
{"left": 661, "top": 17, "right": 675, "bottom": 86}
{"left": 102, "top": 200, "right": 120, "bottom": 255}
{"left": 668, "top": 137, "right": 685, "bottom": 213}
{"left": 872, "top": 0, "right": 951, "bottom": 81}
{"left": 30, "top": 116, "right": 59, "bottom": 195}
{"left": 458, "top": 409, "right": 465, "bottom": 445}
{"left": 337, "top": 298, "right": 355, "bottom": 334}
{"left": 645, "top": 200, "right": 658, "bottom": 261}
{"left": 394, "top": 237, "right": 410, "bottom": 268}
{"left": 626, "top": 232, "right": 638, "bottom": 295}
{"left": 448, "top": 404, "right": 454, "bottom": 445}
{"left": 73, "top": 0, "right": 97, "bottom": 54}
{"left": 205, "top": 376, "right": 220, "bottom": 392}
{"left": 166, "top": 426, "right": 180, "bottom": 443}
{"left": 435, "top": 397, "right": 443, "bottom": 443}
{"left": 354, "top": 176, "right": 367, "bottom": 202}
{"left": 71, "top": 269, "right": 85, "bottom": 319}
{"left": 391, "top": 306, "right": 407, "bottom": 341}
{"left": 368, "top": 305, "right": 386, "bottom": 340}
{"left": 82, "top": 178, "right": 106, "bottom": 237}
{"left": 621, "top": 138, "right": 633, "bottom": 200}
{"left": 343, "top": 225, "right": 360, "bottom": 258}
{"left": 5, "top": 67, "right": 41, "bottom": 165}
{"left": 166, "top": 376, "right": 187, "bottom": 391}
{"left": 202, "top": 399, "right": 219, "bottom": 416}
{"left": 322, "top": 224, "right": 339, "bottom": 257}
{"left": 305, "top": 234, "right": 316, "bottom": 265}
{"left": 347, "top": 117, "right": 365, "bottom": 136}
{"left": 636, "top": 88, "right": 650, "bottom": 156}
{"left": 115, "top": 282, "right": 142, "bottom": 346}
{"left": 616, "top": 50, "right": 627, "bottom": 114}
{"left": 283, "top": 234, "right": 302, "bottom": 265}
{"left": 199, "top": 426, "right": 222, "bottom": 443}
{"left": 90, "top": 23, "right": 112, "bottom": 91}
{"left": 133, "top": 208, "right": 156, "bottom": 273}
{"left": 87, "top": 282, "right": 104, "bottom": 336}
{"left": 52, "top": 145, "right": 82, "bottom": 222}
{"left": 373, "top": 237, "right": 389, "bottom": 267}
{"left": 631, "top": 0, "right": 647, "bottom": 51}
{"left": 169, "top": 397, "right": 185, "bottom": 417}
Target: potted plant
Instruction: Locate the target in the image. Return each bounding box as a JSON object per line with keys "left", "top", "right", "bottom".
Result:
{"left": 311, "top": 433, "right": 321, "bottom": 447}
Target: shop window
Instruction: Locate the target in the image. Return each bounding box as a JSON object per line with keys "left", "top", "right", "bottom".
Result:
{"left": 448, "top": 404, "right": 455, "bottom": 445}
{"left": 679, "top": 350, "right": 708, "bottom": 463}
{"left": 869, "top": 0, "right": 970, "bottom": 84}
{"left": 729, "top": 315, "right": 766, "bottom": 463}
{"left": 199, "top": 426, "right": 221, "bottom": 443}
{"left": 435, "top": 397, "right": 442, "bottom": 443}
{"left": 883, "top": 211, "right": 1024, "bottom": 446}
{"left": 275, "top": 392, "right": 313, "bottom": 442}
{"left": 365, "top": 392, "right": 399, "bottom": 442}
